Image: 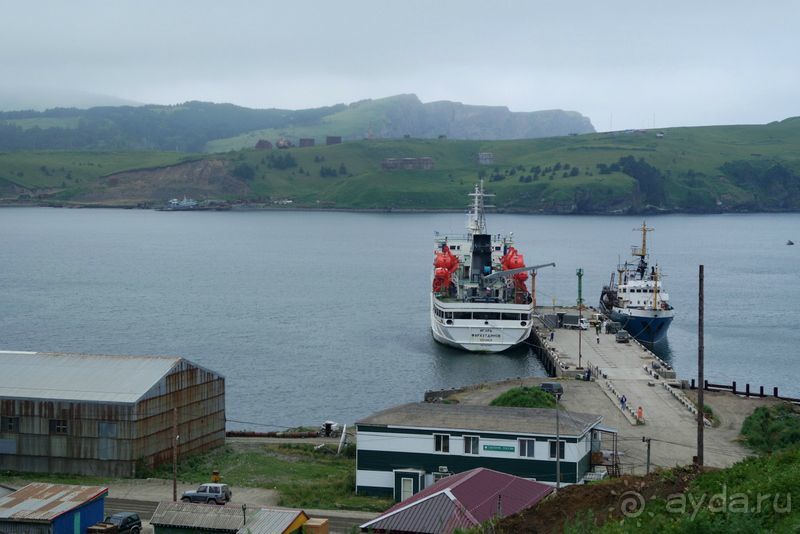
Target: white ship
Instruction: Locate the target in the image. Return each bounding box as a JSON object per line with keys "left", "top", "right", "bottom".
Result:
{"left": 430, "top": 181, "right": 554, "bottom": 352}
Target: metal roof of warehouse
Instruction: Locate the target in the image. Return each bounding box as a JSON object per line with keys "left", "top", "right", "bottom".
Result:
{"left": 0, "top": 350, "right": 183, "bottom": 403}
{"left": 357, "top": 402, "right": 601, "bottom": 437}
{"left": 0, "top": 483, "right": 108, "bottom": 522}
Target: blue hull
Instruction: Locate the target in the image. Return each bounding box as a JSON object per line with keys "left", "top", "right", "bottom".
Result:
{"left": 608, "top": 311, "right": 673, "bottom": 344}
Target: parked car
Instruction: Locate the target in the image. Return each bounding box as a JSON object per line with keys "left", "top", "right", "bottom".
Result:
{"left": 540, "top": 382, "right": 564, "bottom": 397}
{"left": 615, "top": 330, "right": 631, "bottom": 343}
{"left": 181, "top": 483, "right": 232, "bottom": 504}
{"left": 100, "top": 512, "right": 141, "bottom": 534}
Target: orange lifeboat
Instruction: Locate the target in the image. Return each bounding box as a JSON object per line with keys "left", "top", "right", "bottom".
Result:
{"left": 433, "top": 245, "right": 459, "bottom": 293}
{"left": 501, "top": 247, "right": 529, "bottom": 297}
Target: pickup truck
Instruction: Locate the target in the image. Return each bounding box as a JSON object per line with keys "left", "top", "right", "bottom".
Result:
{"left": 89, "top": 512, "right": 142, "bottom": 534}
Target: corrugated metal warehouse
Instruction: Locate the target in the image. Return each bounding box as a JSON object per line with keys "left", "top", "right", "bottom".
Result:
{"left": 0, "top": 350, "right": 225, "bottom": 477}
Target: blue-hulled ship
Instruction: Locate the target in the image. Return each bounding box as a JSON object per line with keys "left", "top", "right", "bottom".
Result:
{"left": 599, "top": 222, "right": 674, "bottom": 344}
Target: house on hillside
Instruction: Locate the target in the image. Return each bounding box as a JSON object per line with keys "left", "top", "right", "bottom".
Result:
{"left": 0, "top": 483, "right": 108, "bottom": 534}
{"left": 477, "top": 152, "right": 495, "bottom": 165}
{"left": 380, "top": 157, "right": 435, "bottom": 171}
{"left": 360, "top": 468, "right": 553, "bottom": 534}
{"left": 0, "top": 351, "right": 225, "bottom": 477}
{"left": 255, "top": 139, "right": 273, "bottom": 149}
{"left": 356, "top": 402, "right": 613, "bottom": 499}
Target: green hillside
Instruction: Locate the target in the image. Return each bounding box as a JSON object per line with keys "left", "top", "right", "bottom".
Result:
{"left": 0, "top": 95, "right": 593, "bottom": 153}
{"left": 205, "top": 94, "right": 594, "bottom": 152}
{"left": 2, "top": 118, "right": 800, "bottom": 213}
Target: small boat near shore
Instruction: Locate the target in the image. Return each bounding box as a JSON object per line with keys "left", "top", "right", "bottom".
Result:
{"left": 158, "top": 197, "right": 231, "bottom": 211}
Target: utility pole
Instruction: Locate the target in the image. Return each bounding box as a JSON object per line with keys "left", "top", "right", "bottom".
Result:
{"left": 697, "top": 265, "right": 705, "bottom": 466}
{"left": 576, "top": 268, "right": 584, "bottom": 369}
{"left": 172, "top": 407, "right": 178, "bottom": 502}
{"left": 555, "top": 392, "right": 562, "bottom": 491}
{"left": 642, "top": 437, "right": 652, "bottom": 474}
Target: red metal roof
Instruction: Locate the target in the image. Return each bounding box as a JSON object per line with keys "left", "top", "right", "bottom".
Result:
{"left": 361, "top": 468, "right": 553, "bottom": 533}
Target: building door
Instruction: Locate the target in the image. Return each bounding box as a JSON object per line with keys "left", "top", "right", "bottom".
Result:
{"left": 98, "top": 421, "right": 118, "bottom": 460}
{"left": 401, "top": 478, "right": 414, "bottom": 501}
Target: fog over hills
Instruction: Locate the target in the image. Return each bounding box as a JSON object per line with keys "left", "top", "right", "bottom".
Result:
{"left": 0, "top": 87, "right": 142, "bottom": 111}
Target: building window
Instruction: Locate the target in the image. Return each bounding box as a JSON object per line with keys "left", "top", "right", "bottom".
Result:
{"left": 49, "top": 419, "right": 68, "bottom": 435}
{"left": 1, "top": 416, "right": 19, "bottom": 432}
{"left": 519, "top": 438, "right": 536, "bottom": 458}
{"left": 464, "top": 436, "right": 479, "bottom": 455}
{"left": 434, "top": 434, "right": 450, "bottom": 453}
{"left": 549, "top": 440, "right": 565, "bottom": 459}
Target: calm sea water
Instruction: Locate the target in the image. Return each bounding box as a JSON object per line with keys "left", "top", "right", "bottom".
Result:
{"left": 1, "top": 208, "right": 798, "bottom": 428}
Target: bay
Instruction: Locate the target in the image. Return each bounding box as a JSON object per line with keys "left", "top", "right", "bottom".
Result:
{"left": 1, "top": 208, "right": 798, "bottom": 428}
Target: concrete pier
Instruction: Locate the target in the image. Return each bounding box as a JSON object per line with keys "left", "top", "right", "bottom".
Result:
{"left": 438, "top": 308, "right": 780, "bottom": 475}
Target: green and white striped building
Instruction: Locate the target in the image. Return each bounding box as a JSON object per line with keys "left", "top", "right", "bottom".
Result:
{"left": 356, "top": 402, "right": 610, "bottom": 499}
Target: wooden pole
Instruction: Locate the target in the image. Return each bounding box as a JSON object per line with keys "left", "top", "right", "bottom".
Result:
{"left": 173, "top": 407, "right": 178, "bottom": 501}
{"left": 697, "top": 265, "right": 704, "bottom": 466}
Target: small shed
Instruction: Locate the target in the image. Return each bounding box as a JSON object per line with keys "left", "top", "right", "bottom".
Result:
{"left": 0, "top": 482, "right": 108, "bottom": 534}
{"left": 241, "top": 508, "right": 309, "bottom": 534}
{"left": 151, "top": 502, "right": 309, "bottom": 534}
{"left": 151, "top": 502, "right": 244, "bottom": 534}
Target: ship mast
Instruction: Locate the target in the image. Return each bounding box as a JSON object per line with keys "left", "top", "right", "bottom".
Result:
{"left": 652, "top": 266, "right": 660, "bottom": 310}
{"left": 632, "top": 221, "right": 654, "bottom": 259}
{"left": 467, "top": 180, "right": 494, "bottom": 234}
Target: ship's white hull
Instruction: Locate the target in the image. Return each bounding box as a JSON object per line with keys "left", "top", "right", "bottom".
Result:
{"left": 430, "top": 295, "right": 533, "bottom": 353}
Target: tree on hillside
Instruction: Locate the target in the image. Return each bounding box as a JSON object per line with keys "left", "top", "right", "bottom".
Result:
{"left": 617, "top": 155, "right": 665, "bottom": 206}
{"left": 232, "top": 163, "right": 255, "bottom": 181}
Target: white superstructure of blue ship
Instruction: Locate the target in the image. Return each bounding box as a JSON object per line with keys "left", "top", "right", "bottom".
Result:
{"left": 599, "top": 222, "right": 674, "bottom": 344}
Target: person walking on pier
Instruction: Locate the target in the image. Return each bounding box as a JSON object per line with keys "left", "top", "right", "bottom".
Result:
{"left": 620, "top": 394, "right": 627, "bottom": 411}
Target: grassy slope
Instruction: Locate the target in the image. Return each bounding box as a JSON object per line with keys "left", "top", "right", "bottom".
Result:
{"left": 228, "top": 119, "right": 800, "bottom": 210}
{"left": 205, "top": 97, "right": 400, "bottom": 152}
{"left": 489, "top": 387, "right": 557, "bottom": 409}
{"left": 3, "top": 118, "right": 800, "bottom": 210}
{"left": 0, "top": 151, "right": 198, "bottom": 191}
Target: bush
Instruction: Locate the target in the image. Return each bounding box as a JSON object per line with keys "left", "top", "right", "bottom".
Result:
{"left": 741, "top": 404, "right": 800, "bottom": 454}
{"left": 490, "top": 386, "right": 556, "bottom": 409}
{"left": 232, "top": 163, "right": 255, "bottom": 181}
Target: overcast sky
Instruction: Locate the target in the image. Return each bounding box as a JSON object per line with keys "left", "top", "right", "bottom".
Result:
{"left": 2, "top": 0, "right": 798, "bottom": 130}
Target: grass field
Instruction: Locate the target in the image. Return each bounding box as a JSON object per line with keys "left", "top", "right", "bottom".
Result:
{"left": 0, "top": 151, "right": 197, "bottom": 191}
{"left": 144, "top": 442, "right": 392, "bottom": 512}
